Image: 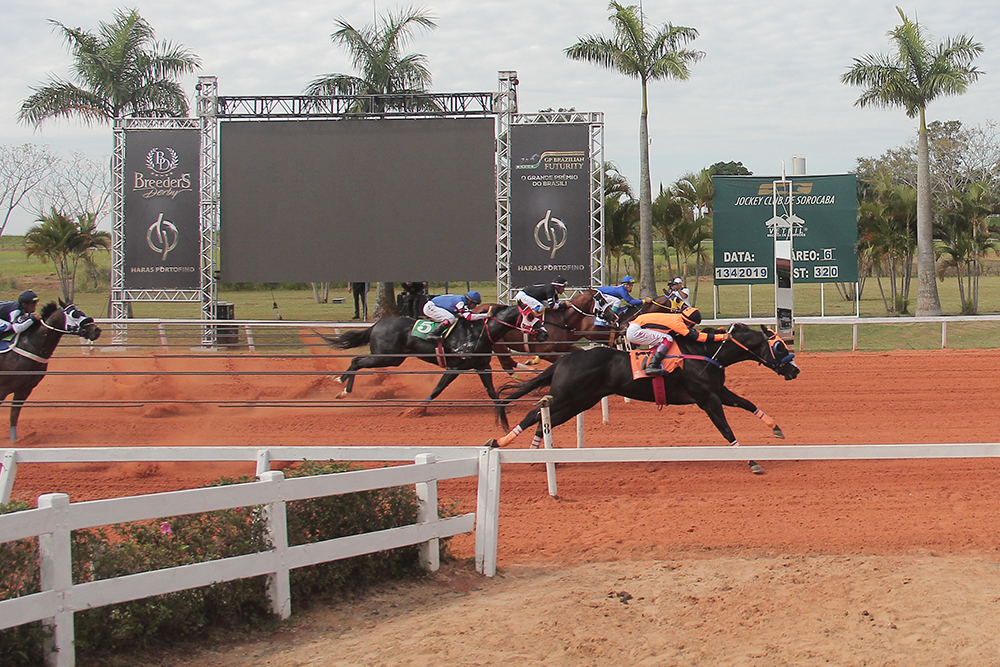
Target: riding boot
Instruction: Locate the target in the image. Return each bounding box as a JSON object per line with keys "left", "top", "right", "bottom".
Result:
{"left": 427, "top": 322, "right": 449, "bottom": 340}
{"left": 642, "top": 344, "right": 670, "bottom": 376}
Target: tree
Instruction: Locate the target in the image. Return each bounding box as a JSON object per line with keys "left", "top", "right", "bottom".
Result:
{"left": 19, "top": 9, "right": 200, "bottom": 127}
{"left": 0, "top": 144, "right": 56, "bottom": 237}
{"left": 603, "top": 163, "right": 639, "bottom": 279}
{"left": 707, "top": 161, "right": 752, "bottom": 176}
{"left": 307, "top": 6, "right": 437, "bottom": 318}
{"left": 24, "top": 208, "right": 110, "bottom": 301}
{"left": 566, "top": 2, "right": 703, "bottom": 298}
{"left": 936, "top": 182, "right": 1000, "bottom": 313}
{"left": 842, "top": 7, "right": 983, "bottom": 316}
{"left": 28, "top": 151, "right": 112, "bottom": 226}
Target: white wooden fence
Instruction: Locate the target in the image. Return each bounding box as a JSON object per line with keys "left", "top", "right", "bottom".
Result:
{"left": 3, "top": 441, "right": 1000, "bottom": 666}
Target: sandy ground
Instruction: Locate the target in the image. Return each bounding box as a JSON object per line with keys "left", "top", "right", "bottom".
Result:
{"left": 6, "top": 342, "right": 1000, "bottom": 665}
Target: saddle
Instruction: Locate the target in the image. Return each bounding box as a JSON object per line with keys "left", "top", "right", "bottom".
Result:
{"left": 629, "top": 343, "right": 684, "bottom": 380}
{"left": 410, "top": 319, "right": 455, "bottom": 341}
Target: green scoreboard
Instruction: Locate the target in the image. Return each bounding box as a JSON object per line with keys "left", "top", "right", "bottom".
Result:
{"left": 712, "top": 174, "right": 858, "bottom": 284}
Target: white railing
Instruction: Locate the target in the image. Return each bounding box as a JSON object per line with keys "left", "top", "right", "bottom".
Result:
{"left": 81, "top": 314, "right": 1000, "bottom": 352}
{"left": 0, "top": 453, "right": 484, "bottom": 667}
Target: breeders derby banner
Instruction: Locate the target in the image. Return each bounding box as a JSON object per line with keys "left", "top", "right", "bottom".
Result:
{"left": 509, "top": 124, "right": 591, "bottom": 288}
{"left": 712, "top": 174, "right": 858, "bottom": 285}
{"left": 123, "top": 129, "right": 201, "bottom": 290}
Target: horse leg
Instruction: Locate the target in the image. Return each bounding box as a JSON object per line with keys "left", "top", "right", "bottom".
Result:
{"left": 9, "top": 389, "right": 32, "bottom": 442}
{"left": 475, "top": 366, "right": 509, "bottom": 432}
{"left": 492, "top": 406, "right": 542, "bottom": 447}
{"left": 336, "top": 355, "right": 404, "bottom": 398}
{"left": 717, "top": 387, "right": 785, "bottom": 439}
{"left": 692, "top": 391, "right": 766, "bottom": 475}
{"left": 424, "top": 370, "right": 461, "bottom": 402}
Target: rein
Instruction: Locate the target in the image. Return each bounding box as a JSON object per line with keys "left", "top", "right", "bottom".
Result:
{"left": 722, "top": 330, "right": 795, "bottom": 369}
{"left": 40, "top": 318, "right": 79, "bottom": 335}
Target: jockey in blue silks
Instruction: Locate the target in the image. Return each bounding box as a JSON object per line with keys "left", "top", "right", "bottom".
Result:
{"left": 595, "top": 276, "right": 647, "bottom": 326}
{"left": 422, "top": 290, "right": 488, "bottom": 339}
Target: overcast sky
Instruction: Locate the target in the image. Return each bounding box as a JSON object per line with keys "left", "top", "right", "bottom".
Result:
{"left": 2, "top": 0, "right": 999, "bottom": 233}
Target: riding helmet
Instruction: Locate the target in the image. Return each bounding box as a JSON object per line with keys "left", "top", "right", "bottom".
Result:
{"left": 621, "top": 275, "right": 635, "bottom": 284}
{"left": 465, "top": 290, "right": 482, "bottom": 304}
{"left": 551, "top": 276, "right": 567, "bottom": 286}
{"left": 681, "top": 306, "right": 702, "bottom": 325}
{"left": 17, "top": 290, "right": 38, "bottom": 305}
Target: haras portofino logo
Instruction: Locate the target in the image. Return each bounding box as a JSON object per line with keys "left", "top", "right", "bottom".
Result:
{"left": 133, "top": 147, "right": 192, "bottom": 199}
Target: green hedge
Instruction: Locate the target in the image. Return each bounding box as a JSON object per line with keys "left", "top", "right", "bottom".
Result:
{"left": 0, "top": 461, "right": 428, "bottom": 666}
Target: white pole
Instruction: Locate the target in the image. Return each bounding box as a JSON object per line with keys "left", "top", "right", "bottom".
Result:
{"left": 601, "top": 396, "right": 610, "bottom": 424}
{"left": 576, "top": 413, "right": 585, "bottom": 448}
{"left": 540, "top": 400, "right": 558, "bottom": 497}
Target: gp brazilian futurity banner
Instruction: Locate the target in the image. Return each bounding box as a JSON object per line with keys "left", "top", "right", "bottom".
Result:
{"left": 712, "top": 174, "right": 858, "bottom": 285}
{"left": 509, "top": 124, "right": 591, "bottom": 288}
{"left": 123, "top": 129, "right": 201, "bottom": 290}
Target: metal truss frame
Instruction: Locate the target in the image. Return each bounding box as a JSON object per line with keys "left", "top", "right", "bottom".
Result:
{"left": 110, "top": 114, "right": 205, "bottom": 344}
{"left": 494, "top": 79, "right": 605, "bottom": 302}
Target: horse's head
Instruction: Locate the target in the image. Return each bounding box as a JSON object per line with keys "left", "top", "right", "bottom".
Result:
{"left": 53, "top": 300, "right": 102, "bottom": 341}
{"left": 494, "top": 304, "right": 549, "bottom": 342}
{"left": 726, "top": 324, "right": 799, "bottom": 380}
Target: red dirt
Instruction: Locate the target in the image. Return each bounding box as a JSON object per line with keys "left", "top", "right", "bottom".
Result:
{"left": 11, "top": 346, "right": 1000, "bottom": 665}
{"left": 9, "top": 346, "right": 1000, "bottom": 562}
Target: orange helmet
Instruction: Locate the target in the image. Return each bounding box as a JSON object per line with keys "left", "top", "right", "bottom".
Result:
{"left": 680, "top": 306, "right": 702, "bottom": 325}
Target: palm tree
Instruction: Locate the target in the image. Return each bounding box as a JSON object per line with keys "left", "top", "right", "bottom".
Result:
{"left": 24, "top": 208, "right": 110, "bottom": 301}
{"left": 75, "top": 212, "right": 112, "bottom": 292}
{"left": 841, "top": 7, "right": 983, "bottom": 316}
{"left": 305, "top": 6, "right": 436, "bottom": 109}
{"left": 18, "top": 9, "right": 200, "bottom": 127}
{"left": 566, "top": 2, "right": 703, "bottom": 298}
{"left": 307, "top": 6, "right": 437, "bottom": 318}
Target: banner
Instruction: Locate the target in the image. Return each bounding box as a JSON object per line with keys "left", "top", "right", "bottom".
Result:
{"left": 509, "top": 124, "right": 591, "bottom": 288}
{"left": 712, "top": 174, "right": 858, "bottom": 284}
{"left": 123, "top": 129, "right": 201, "bottom": 290}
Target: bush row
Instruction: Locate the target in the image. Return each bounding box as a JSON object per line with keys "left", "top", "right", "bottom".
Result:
{"left": 0, "top": 461, "right": 430, "bottom": 666}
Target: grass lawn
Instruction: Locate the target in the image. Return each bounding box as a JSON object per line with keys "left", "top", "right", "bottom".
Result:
{"left": 4, "top": 234, "right": 1000, "bottom": 352}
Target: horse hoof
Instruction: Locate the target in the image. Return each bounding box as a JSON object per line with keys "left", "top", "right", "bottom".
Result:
{"left": 336, "top": 390, "right": 349, "bottom": 399}
{"left": 773, "top": 427, "right": 785, "bottom": 439}
{"left": 749, "top": 462, "right": 765, "bottom": 475}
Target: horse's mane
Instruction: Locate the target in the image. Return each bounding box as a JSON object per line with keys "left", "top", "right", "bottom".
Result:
{"left": 40, "top": 302, "right": 58, "bottom": 320}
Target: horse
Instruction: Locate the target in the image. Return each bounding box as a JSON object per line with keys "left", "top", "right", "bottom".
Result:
{"left": 0, "top": 301, "right": 102, "bottom": 441}
{"left": 490, "top": 289, "right": 618, "bottom": 374}
{"left": 322, "top": 304, "right": 544, "bottom": 429}
{"left": 488, "top": 323, "right": 800, "bottom": 474}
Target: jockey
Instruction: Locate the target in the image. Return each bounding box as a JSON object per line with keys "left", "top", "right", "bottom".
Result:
{"left": 626, "top": 299, "right": 730, "bottom": 376}
{"left": 596, "top": 275, "right": 647, "bottom": 325}
{"left": 666, "top": 276, "right": 691, "bottom": 306}
{"left": 0, "top": 290, "right": 40, "bottom": 341}
{"left": 514, "top": 276, "right": 568, "bottom": 330}
{"left": 422, "top": 290, "right": 488, "bottom": 338}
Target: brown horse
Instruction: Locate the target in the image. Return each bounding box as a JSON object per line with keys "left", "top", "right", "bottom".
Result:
{"left": 0, "top": 301, "right": 102, "bottom": 441}
{"left": 489, "top": 289, "right": 616, "bottom": 374}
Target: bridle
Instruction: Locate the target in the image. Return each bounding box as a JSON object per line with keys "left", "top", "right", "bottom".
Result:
{"left": 721, "top": 327, "right": 796, "bottom": 371}
{"left": 483, "top": 306, "right": 544, "bottom": 344}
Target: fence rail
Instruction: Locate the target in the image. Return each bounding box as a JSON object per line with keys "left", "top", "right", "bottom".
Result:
{"left": 0, "top": 454, "right": 481, "bottom": 667}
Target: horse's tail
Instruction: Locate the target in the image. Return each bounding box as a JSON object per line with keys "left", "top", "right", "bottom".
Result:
{"left": 320, "top": 326, "right": 373, "bottom": 350}
{"left": 493, "top": 363, "right": 558, "bottom": 427}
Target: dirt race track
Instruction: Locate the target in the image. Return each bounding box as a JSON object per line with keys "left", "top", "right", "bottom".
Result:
{"left": 7, "top": 345, "right": 1000, "bottom": 665}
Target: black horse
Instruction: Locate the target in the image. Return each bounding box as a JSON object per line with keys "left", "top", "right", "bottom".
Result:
{"left": 324, "top": 305, "right": 544, "bottom": 429}
{"left": 0, "top": 301, "right": 102, "bottom": 441}
{"left": 489, "top": 323, "right": 799, "bottom": 473}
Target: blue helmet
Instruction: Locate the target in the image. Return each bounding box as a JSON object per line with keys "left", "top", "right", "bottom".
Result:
{"left": 465, "top": 290, "right": 482, "bottom": 304}
{"left": 18, "top": 290, "right": 38, "bottom": 305}
{"left": 621, "top": 275, "right": 635, "bottom": 284}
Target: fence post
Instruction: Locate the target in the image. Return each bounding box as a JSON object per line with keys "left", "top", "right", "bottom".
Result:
{"left": 244, "top": 325, "right": 256, "bottom": 353}
{"left": 852, "top": 323, "right": 859, "bottom": 351}
{"left": 576, "top": 413, "right": 585, "bottom": 448}
{"left": 601, "top": 396, "right": 610, "bottom": 424}
{"left": 475, "top": 446, "right": 501, "bottom": 577}
{"left": 0, "top": 449, "right": 17, "bottom": 504}
{"left": 415, "top": 454, "right": 440, "bottom": 572}
{"left": 259, "top": 471, "right": 291, "bottom": 620}
{"left": 540, "top": 397, "right": 557, "bottom": 497}
{"left": 38, "top": 493, "right": 74, "bottom": 667}
{"left": 255, "top": 450, "right": 271, "bottom": 477}
{"left": 941, "top": 321, "right": 947, "bottom": 349}
{"left": 158, "top": 323, "right": 168, "bottom": 350}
